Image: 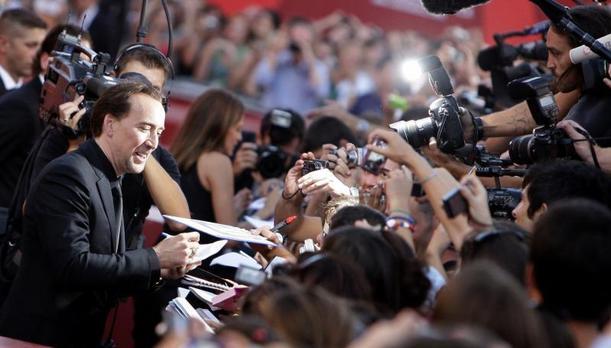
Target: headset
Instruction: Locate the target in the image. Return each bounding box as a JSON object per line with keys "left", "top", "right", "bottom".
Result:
{"left": 112, "top": 0, "right": 175, "bottom": 110}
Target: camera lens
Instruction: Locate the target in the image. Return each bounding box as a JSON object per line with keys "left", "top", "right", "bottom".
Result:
{"left": 257, "top": 146, "right": 286, "bottom": 179}
{"left": 390, "top": 117, "right": 436, "bottom": 148}
{"left": 508, "top": 134, "right": 535, "bottom": 165}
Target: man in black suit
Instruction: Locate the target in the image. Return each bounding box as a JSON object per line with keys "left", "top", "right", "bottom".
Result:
{"left": 0, "top": 9, "right": 46, "bottom": 97}
{"left": 0, "top": 82, "right": 201, "bottom": 347}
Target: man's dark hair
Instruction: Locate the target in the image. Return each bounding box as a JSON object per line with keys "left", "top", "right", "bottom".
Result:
{"left": 523, "top": 160, "right": 610, "bottom": 218}
{"left": 302, "top": 116, "right": 359, "bottom": 153}
{"left": 0, "top": 8, "right": 47, "bottom": 34}
{"left": 260, "top": 108, "right": 305, "bottom": 147}
{"left": 114, "top": 45, "right": 173, "bottom": 82}
{"left": 460, "top": 220, "right": 529, "bottom": 285}
{"left": 531, "top": 199, "right": 611, "bottom": 322}
{"left": 329, "top": 205, "right": 387, "bottom": 231}
{"left": 323, "top": 226, "right": 430, "bottom": 315}
{"left": 90, "top": 82, "right": 162, "bottom": 137}
{"left": 32, "top": 25, "right": 91, "bottom": 76}
{"left": 553, "top": 5, "right": 611, "bottom": 48}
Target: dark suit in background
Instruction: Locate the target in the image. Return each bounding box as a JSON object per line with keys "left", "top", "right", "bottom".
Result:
{"left": 0, "top": 140, "right": 161, "bottom": 347}
{"left": 0, "top": 78, "right": 44, "bottom": 210}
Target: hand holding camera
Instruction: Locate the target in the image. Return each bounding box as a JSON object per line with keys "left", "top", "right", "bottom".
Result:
{"left": 232, "top": 142, "right": 258, "bottom": 176}
{"left": 297, "top": 168, "right": 351, "bottom": 197}
{"left": 282, "top": 152, "right": 315, "bottom": 200}
{"left": 366, "top": 129, "right": 419, "bottom": 167}
{"left": 57, "top": 94, "right": 86, "bottom": 131}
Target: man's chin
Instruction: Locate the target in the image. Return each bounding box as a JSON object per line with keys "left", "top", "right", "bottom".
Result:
{"left": 126, "top": 162, "right": 146, "bottom": 174}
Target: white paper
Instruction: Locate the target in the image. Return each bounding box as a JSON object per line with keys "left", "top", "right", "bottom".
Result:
{"left": 163, "top": 215, "right": 276, "bottom": 246}
{"left": 244, "top": 215, "right": 274, "bottom": 229}
{"left": 177, "top": 287, "right": 190, "bottom": 298}
{"left": 210, "top": 252, "right": 262, "bottom": 270}
{"left": 248, "top": 197, "right": 266, "bottom": 210}
{"left": 189, "top": 287, "right": 216, "bottom": 304}
{"left": 191, "top": 240, "right": 227, "bottom": 263}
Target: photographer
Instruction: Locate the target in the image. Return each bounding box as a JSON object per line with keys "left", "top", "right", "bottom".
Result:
{"left": 469, "top": 5, "right": 611, "bottom": 150}
{"left": 233, "top": 108, "right": 305, "bottom": 188}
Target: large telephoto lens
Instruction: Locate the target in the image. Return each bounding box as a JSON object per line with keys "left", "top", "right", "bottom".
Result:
{"left": 508, "top": 134, "right": 535, "bottom": 165}
{"left": 390, "top": 117, "right": 436, "bottom": 148}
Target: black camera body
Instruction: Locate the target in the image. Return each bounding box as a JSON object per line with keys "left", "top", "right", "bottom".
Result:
{"left": 487, "top": 188, "right": 521, "bottom": 219}
{"left": 509, "top": 126, "right": 577, "bottom": 165}
{"left": 302, "top": 159, "right": 328, "bottom": 176}
{"left": 40, "top": 30, "right": 120, "bottom": 136}
{"left": 257, "top": 145, "right": 289, "bottom": 179}
{"left": 507, "top": 75, "right": 578, "bottom": 164}
{"left": 390, "top": 56, "right": 467, "bottom": 154}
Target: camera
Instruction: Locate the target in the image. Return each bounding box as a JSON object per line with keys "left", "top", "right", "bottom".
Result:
{"left": 390, "top": 55, "right": 468, "bottom": 155}
{"left": 257, "top": 145, "right": 289, "bottom": 179}
{"left": 507, "top": 76, "right": 578, "bottom": 164}
{"left": 302, "top": 159, "right": 328, "bottom": 176}
{"left": 487, "top": 188, "right": 521, "bottom": 219}
{"left": 508, "top": 75, "right": 558, "bottom": 126}
{"left": 40, "top": 30, "right": 121, "bottom": 136}
{"left": 345, "top": 139, "right": 388, "bottom": 175}
{"left": 508, "top": 127, "right": 577, "bottom": 165}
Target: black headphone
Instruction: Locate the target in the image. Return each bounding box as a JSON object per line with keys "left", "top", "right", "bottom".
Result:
{"left": 113, "top": 42, "right": 175, "bottom": 80}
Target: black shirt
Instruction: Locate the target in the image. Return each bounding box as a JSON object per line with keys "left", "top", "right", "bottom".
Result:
{"left": 566, "top": 89, "right": 611, "bottom": 147}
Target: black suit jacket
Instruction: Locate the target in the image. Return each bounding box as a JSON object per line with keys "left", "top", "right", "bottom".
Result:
{"left": 0, "top": 78, "right": 44, "bottom": 207}
{"left": 0, "top": 78, "right": 7, "bottom": 97}
{"left": 0, "top": 140, "right": 160, "bottom": 347}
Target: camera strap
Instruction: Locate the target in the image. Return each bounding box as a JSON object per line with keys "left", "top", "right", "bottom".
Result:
{"left": 574, "top": 127, "right": 601, "bottom": 169}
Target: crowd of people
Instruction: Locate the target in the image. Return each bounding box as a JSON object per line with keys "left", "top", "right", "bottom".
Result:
{"left": 0, "top": 1, "right": 610, "bottom": 348}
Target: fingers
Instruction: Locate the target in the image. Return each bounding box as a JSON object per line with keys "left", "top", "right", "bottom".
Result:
{"left": 367, "top": 128, "right": 394, "bottom": 144}
{"left": 557, "top": 120, "right": 587, "bottom": 140}
{"left": 182, "top": 232, "right": 200, "bottom": 243}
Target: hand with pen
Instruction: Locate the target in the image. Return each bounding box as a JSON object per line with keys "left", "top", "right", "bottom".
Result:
{"left": 249, "top": 222, "right": 298, "bottom": 265}
{"left": 153, "top": 232, "right": 202, "bottom": 279}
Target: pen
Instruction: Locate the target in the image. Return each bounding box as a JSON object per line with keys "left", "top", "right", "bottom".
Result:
{"left": 270, "top": 215, "right": 297, "bottom": 233}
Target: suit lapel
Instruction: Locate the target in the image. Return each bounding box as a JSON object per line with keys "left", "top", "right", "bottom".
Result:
{"left": 96, "top": 178, "right": 117, "bottom": 252}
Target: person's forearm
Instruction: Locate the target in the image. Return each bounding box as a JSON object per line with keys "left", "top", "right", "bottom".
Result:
{"left": 481, "top": 90, "right": 579, "bottom": 138}
{"left": 481, "top": 101, "right": 535, "bottom": 138}
{"left": 274, "top": 192, "right": 304, "bottom": 235}
{"left": 406, "top": 157, "right": 470, "bottom": 250}
{"left": 143, "top": 156, "right": 190, "bottom": 231}
{"left": 274, "top": 193, "right": 321, "bottom": 241}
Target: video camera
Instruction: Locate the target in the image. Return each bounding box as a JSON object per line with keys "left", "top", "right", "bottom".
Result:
{"left": 390, "top": 55, "right": 470, "bottom": 157}
{"left": 477, "top": 22, "right": 550, "bottom": 108}
{"left": 506, "top": 75, "right": 578, "bottom": 164}
{"left": 40, "top": 30, "right": 121, "bottom": 136}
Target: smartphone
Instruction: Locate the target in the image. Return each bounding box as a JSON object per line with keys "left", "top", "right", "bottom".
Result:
{"left": 442, "top": 187, "right": 468, "bottom": 218}
{"left": 411, "top": 182, "right": 425, "bottom": 197}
